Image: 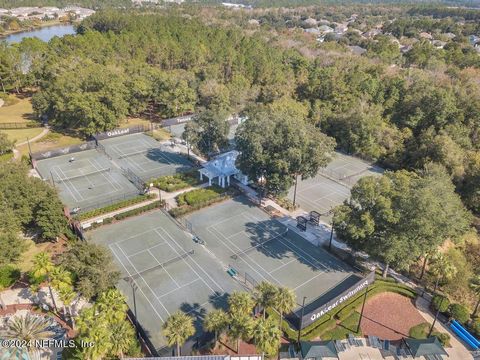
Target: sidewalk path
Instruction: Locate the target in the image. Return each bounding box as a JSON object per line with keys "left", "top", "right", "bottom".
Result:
{"left": 16, "top": 126, "right": 50, "bottom": 147}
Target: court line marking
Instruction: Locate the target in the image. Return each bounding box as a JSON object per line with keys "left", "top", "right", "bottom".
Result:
{"left": 206, "top": 224, "right": 282, "bottom": 286}
{"left": 126, "top": 241, "right": 168, "bottom": 258}
{"left": 51, "top": 166, "right": 80, "bottom": 202}
{"left": 108, "top": 244, "right": 165, "bottom": 323}
{"left": 156, "top": 227, "right": 226, "bottom": 294}
{"left": 243, "top": 213, "right": 329, "bottom": 271}
{"left": 54, "top": 166, "right": 84, "bottom": 201}
{"left": 88, "top": 157, "right": 121, "bottom": 191}
{"left": 113, "top": 226, "right": 166, "bottom": 245}
{"left": 116, "top": 242, "right": 172, "bottom": 317}
{"left": 148, "top": 249, "right": 181, "bottom": 288}
{"left": 246, "top": 213, "right": 345, "bottom": 271}
{"left": 158, "top": 278, "right": 202, "bottom": 299}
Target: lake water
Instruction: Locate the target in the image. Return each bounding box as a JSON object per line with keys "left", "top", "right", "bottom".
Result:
{"left": 4, "top": 24, "right": 76, "bottom": 44}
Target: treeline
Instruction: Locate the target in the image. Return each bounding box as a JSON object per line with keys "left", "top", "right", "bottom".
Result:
{"left": 1, "top": 10, "right": 478, "bottom": 215}
{"left": 408, "top": 5, "right": 480, "bottom": 20}
{"left": 0, "top": 0, "right": 130, "bottom": 9}
{"left": 0, "top": 162, "right": 68, "bottom": 266}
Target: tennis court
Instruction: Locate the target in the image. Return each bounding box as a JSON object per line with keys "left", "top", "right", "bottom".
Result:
{"left": 99, "top": 133, "right": 193, "bottom": 181}
{"left": 186, "top": 196, "right": 355, "bottom": 308}
{"left": 35, "top": 149, "right": 139, "bottom": 211}
{"left": 288, "top": 152, "right": 384, "bottom": 220}
{"left": 88, "top": 210, "right": 243, "bottom": 352}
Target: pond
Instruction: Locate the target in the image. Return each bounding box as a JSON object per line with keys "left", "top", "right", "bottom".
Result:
{"left": 4, "top": 24, "right": 76, "bottom": 44}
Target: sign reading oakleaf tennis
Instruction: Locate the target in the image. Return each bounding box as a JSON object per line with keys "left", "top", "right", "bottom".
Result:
{"left": 300, "top": 271, "right": 375, "bottom": 328}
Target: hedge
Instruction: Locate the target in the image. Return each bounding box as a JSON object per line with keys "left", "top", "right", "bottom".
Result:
{"left": 269, "top": 279, "right": 417, "bottom": 341}
{"left": 431, "top": 294, "right": 450, "bottom": 313}
{"left": 75, "top": 194, "right": 155, "bottom": 220}
{"left": 176, "top": 186, "right": 224, "bottom": 206}
{"left": 0, "top": 266, "right": 20, "bottom": 289}
{"left": 152, "top": 171, "right": 203, "bottom": 192}
{"left": 449, "top": 303, "right": 470, "bottom": 324}
{"left": 86, "top": 200, "right": 164, "bottom": 230}
{"left": 170, "top": 186, "right": 238, "bottom": 218}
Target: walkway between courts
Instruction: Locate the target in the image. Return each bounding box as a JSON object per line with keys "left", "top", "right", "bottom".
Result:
{"left": 80, "top": 190, "right": 160, "bottom": 227}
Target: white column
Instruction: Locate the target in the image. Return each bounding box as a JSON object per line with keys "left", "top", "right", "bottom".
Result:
{"left": 227, "top": 176, "right": 230, "bottom": 186}
{"left": 200, "top": 172, "right": 203, "bottom": 180}
{"left": 208, "top": 178, "right": 211, "bottom": 186}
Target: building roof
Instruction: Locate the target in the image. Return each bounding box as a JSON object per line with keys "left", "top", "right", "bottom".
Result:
{"left": 300, "top": 340, "right": 339, "bottom": 359}
{"left": 199, "top": 150, "right": 240, "bottom": 179}
{"left": 404, "top": 337, "right": 448, "bottom": 357}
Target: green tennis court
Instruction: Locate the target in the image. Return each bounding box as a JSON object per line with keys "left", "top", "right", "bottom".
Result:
{"left": 35, "top": 149, "right": 139, "bottom": 211}
{"left": 88, "top": 209, "right": 243, "bottom": 353}
{"left": 99, "top": 133, "right": 193, "bottom": 181}
{"left": 185, "top": 195, "right": 356, "bottom": 310}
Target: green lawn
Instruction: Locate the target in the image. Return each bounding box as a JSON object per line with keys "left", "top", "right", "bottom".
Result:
{"left": 17, "top": 131, "right": 84, "bottom": 157}
{"left": 0, "top": 96, "right": 34, "bottom": 124}
{"left": 153, "top": 171, "right": 203, "bottom": 192}
{"left": 321, "top": 312, "right": 362, "bottom": 340}
{"left": 409, "top": 322, "right": 451, "bottom": 347}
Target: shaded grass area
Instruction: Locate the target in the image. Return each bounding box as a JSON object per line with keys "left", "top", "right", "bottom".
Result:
{"left": 152, "top": 170, "right": 203, "bottom": 192}
{"left": 17, "top": 131, "right": 84, "bottom": 157}
{"left": 0, "top": 95, "right": 34, "bottom": 123}
{"left": 409, "top": 322, "right": 451, "bottom": 347}
{"left": 2, "top": 127, "right": 44, "bottom": 145}
{"left": 17, "top": 239, "right": 50, "bottom": 273}
{"left": 322, "top": 312, "right": 362, "bottom": 341}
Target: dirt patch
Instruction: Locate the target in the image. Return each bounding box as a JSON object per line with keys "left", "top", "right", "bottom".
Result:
{"left": 360, "top": 292, "right": 424, "bottom": 340}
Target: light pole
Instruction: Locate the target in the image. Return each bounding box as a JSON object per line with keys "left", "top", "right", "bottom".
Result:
{"left": 357, "top": 285, "right": 369, "bottom": 333}
{"left": 428, "top": 296, "right": 444, "bottom": 337}
{"left": 125, "top": 277, "right": 139, "bottom": 339}
{"left": 297, "top": 296, "right": 307, "bottom": 345}
{"left": 329, "top": 221, "right": 334, "bottom": 251}
{"left": 293, "top": 174, "right": 298, "bottom": 208}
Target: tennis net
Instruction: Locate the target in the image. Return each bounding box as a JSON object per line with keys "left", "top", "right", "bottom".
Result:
{"left": 230, "top": 229, "right": 288, "bottom": 260}
{"left": 55, "top": 168, "right": 111, "bottom": 183}
{"left": 118, "top": 149, "right": 149, "bottom": 159}
{"left": 129, "top": 250, "right": 195, "bottom": 279}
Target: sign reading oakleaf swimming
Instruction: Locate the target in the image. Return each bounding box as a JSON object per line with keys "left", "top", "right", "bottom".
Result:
{"left": 300, "top": 271, "right": 375, "bottom": 328}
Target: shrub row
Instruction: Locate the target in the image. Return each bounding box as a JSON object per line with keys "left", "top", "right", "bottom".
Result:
{"left": 152, "top": 171, "right": 202, "bottom": 192}
{"left": 86, "top": 200, "right": 164, "bottom": 230}
{"left": 270, "top": 279, "right": 417, "bottom": 341}
{"left": 0, "top": 265, "right": 20, "bottom": 289}
{"left": 170, "top": 194, "right": 229, "bottom": 218}
{"left": 75, "top": 194, "right": 155, "bottom": 220}
{"left": 176, "top": 186, "right": 224, "bottom": 206}
{"left": 431, "top": 294, "right": 471, "bottom": 324}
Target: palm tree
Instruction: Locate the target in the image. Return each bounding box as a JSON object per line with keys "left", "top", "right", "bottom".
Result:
{"left": 429, "top": 253, "right": 457, "bottom": 296}
{"left": 228, "top": 312, "right": 255, "bottom": 353}
{"left": 97, "top": 289, "right": 129, "bottom": 323}
{"left": 469, "top": 275, "right": 480, "bottom": 318}
{"left": 1, "top": 313, "right": 55, "bottom": 358}
{"left": 254, "top": 282, "right": 277, "bottom": 319}
{"left": 50, "top": 266, "right": 73, "bottom": 319}
{"left": 163, "top": 311, "right": 195, "bottom": 356}
{"left": 58, "top": 285, "right": 76, "bottom": 329}
{"left": 110, "top": 320, "right": 136, "bottom": 359}
{"left": 203, "top": 309, "right": 229, "bottom": 346}
{"left": 272, "top": 286, "right": 296, "bottom": 331}
{"left": 228, "top": 291, "right": 255, "bottom": 315}
{"left": 253, "top": 317, "right": 282, "bottom": 357}
{"left": 32, "top": 252, "right": 58, "bottom": 313}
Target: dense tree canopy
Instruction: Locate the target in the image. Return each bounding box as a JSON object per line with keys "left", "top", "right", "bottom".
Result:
{"left": 333, "top": 164, "right": 472, "bottom": 275}
{"left": 235, "top": 99, "right": 336, "bottom": 195}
